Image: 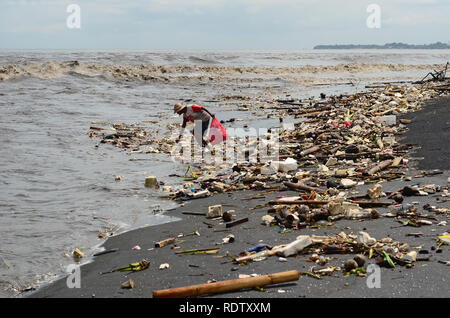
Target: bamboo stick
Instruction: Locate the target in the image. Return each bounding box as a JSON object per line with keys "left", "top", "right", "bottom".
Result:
{"left": 300, "top": 145, "right": 321, "bottom": 156}
{"left": 175, "top": 248, "right": 219, "bottom": 255}
{"left": 235, "top": 249, "right": 278, "bottom": 263}
{"left": 284, "top": 182, "right": 324, "bottom": 194}
{"left": 152, "top": 270, "right": 300, "bottom": 298}
{"left": 364, "top": 159, "right": 393, "bottom": 176}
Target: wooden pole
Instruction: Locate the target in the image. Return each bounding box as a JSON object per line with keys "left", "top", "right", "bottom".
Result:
{"left": 300, "top": 145, "right": 321, "bottom": 156}
{"left": 225, "top": 217, "right": 249, "bottom": 228}
{"left": 284, "top": 182, "right": 324, "bottom": 194}
{"left": 364, "top": 159, "right": 393, "bottom": 176}
{"left": 152, "top": 270, "right": 300, "bottom": 298}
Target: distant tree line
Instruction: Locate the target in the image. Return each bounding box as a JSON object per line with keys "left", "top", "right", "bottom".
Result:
{"left": 314, "top": 42, "right": 450, "bottom": 49}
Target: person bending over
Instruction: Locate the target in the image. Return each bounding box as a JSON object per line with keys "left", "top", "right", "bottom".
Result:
{"left": 174, "top": 102, "right": 215, "bottom": 147}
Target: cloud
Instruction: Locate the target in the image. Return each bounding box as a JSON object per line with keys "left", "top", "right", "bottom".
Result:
{"left": 8, "top": 23, "right": 66, "bottom": 34}
{"left": 0, "top": 0, "right": 448, "bottom": 49}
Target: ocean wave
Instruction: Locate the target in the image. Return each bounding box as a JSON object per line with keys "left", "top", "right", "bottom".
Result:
{"left": 188, "top": 55, "right": 221, "bottom": 64}
{"left": 0, "top": 61, "right": 444, "bottom": 83}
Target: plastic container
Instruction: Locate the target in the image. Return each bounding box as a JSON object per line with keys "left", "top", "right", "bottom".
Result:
{"left": 270, "top": 157, "right": 298, "bottom": 172}
{"left": 145, "top": 176, "right": 158, "bottom": 188}
{"left": 207, "top": 204, "right": 223, "bottom": 218}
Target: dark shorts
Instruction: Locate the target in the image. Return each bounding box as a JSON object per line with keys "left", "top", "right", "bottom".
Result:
{"left": 192, "top": 120, "right": 210, "bottom": 137}
{"left": 201, "top": 120, "right": 209, "bottom": 136}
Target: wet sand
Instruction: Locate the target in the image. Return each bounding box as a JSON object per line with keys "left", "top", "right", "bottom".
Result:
{"left": 400, "top": 95, "right": 450, "bottom": 171}
{"left": 26, "top": 176, "right": 449, "bottom": 299}
{"left": 27, "top": 97, "right": 449, "bottom": 299}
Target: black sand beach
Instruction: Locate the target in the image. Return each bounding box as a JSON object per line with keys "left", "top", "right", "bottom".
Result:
{"left": 400, "top": 95, "right": 450, "bottom": 171}
{"left": 27, "top": 96, "right": 449, "bottom": 299}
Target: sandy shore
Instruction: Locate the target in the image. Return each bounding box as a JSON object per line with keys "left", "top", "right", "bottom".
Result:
{"left": 26, "top": 96, "right": 449, "bottom": 299}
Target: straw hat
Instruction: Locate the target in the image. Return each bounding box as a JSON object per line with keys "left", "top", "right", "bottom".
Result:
{"left": 174, "top": 103, "right": 186, "bottom": 114}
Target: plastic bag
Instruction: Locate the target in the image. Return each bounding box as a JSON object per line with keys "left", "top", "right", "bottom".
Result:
{"left": 209, "top": 117, "right": 227, "bottom": 145}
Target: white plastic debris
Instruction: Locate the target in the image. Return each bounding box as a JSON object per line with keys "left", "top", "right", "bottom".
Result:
{"left": 357, "top": 231, "right": 377, "bottom": 246}
{"left": 367, "top": 184, "right": 383, "bottom": 199}
{"left": 270, "top": 157, "right": 298, "bottom": 172}
{"left": 325, "top": 157, "right": 338, "bottom": 166}
{"left": 378, "top": 115, "right": 397, "bottom": 126}
{"left": 328, "top": 201, "right": 360, "bottom": 216}
{"left": 340, "top": 178, "right": 357, "bottom": 188}
{"left": 159, "top": 263, "right": 170, "bottom": 270}
{"left": 277, "top": 235, "right": 312, "bottom": 257}
{"left": 402, "top": 251, "right": 417, "bottom": 262}
{"left": 261, "top": 215, "right": 275, "bottom": 226}
{"left": 422, "top": 184, "right": 436, "bottom": 194}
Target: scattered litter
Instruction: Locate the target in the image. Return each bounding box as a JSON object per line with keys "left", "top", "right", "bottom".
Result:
{"left": 159, "top": 263, "right": 170, "bottom": 270}
{"left": 222, "top": 210, "right": 234, "bottom": 222}
{"left": 225, "top": 217, "right": 249, "bottom": 228}
{"left": 207, "top": 205, "right": 223, "bottom": 218}
{"left": 73, "top": 248, "right": 85, "bottom": 261}
{"left": 277, "top": 235, "right": 312, "bottom": 257}
{"left": 121, "top": 279, "right": 135, "bottom": 289}
{"left": 344, "top": 259, "right": 358, "bottom": 272}
{"left": 145, "top": 176, "right": 158, "bottom": 188}
{"left": 221, "top": 234, "right": 235, "bottom": 244}
{"left": 439, "top": 235, "right": 450, "bottom": 245}
{"left": 367, "top": 184, "right": 383, "bottom": 199}
{"left": 83, "top": 69, "right": 450, "bottom": 295}
{"left": 108, "top": 259, "right": 150, "bottom": 274}
{"left": 175, "top": 248, "right": 220, "bottom": 255}
{"left": 358, "top": 231, "right": 377, "bottom": 246}
{"left": 93, "top": 248, "right": 118, "bottom": 257}
{"left": 247, "top": 244, "right": 270, "bottom": 253}
{"left": 155, "top": 238, "right": 175, "bottom": 248}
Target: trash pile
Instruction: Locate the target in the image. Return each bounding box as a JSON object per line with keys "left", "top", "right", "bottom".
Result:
{"left": 87, "top": 82, "right": 448, "bottom": 201}
{"left": 83, "top": 79, "right": 450, "bottom": 238}
{"left": 76, "top": 74, "right": 450, "bottom": 297}
{"left": 233, "top": 231, "right": 426, "bottom": 273}
{"left": 261, "top": 181, "right": 449, "bottom": 230}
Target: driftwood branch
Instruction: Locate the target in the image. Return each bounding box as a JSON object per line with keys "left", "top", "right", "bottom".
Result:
{"left": 284, "top": 182, "right": 324, "bottom": 194}
{"left": 364, "top": 159, "right": 393, "bottom": 176}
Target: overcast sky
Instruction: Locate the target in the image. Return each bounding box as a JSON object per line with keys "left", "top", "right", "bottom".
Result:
{"left": 0, "top": 0, "right": 449, "bottom": 50}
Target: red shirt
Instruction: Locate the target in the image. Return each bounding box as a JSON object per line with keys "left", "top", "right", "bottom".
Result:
{"left": 182, "top": 105, "right": 211, "bottom": 124}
